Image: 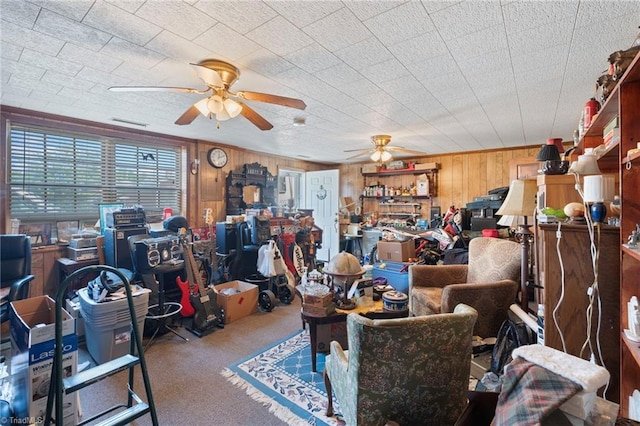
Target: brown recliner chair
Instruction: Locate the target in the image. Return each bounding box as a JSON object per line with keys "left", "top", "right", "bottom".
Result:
{"left": 408, "top": 237, "right": 521, "bottom": 338}
{"left": 1, "top": 234, "right": 35, "bottom": 327}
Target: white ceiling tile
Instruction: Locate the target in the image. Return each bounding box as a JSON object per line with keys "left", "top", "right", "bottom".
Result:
{"left": 388, "top": 31, "right": 448, "bottom": 65}
{"left": 502, "top": 0, "right": 578, "bottom": 33}
{"left": 507, "top": 20, "right": 574, "bottom": 58}
{"left": 458, "top": 49, "right": 505, "bottom": 76}
{"left": 193, "top": 23, "right": 261, "bottom": 61}
{"left": 339, "top": 78, "right": 381, "bottom": 98}
{"left": 10, "top": 73, "right": 62, "bottom": 95}
{"left": 447, "top": 24, "right": 508, "bottom": 62}
{"left": 511, "top": 44, "right": 570, "bottom": 78}
{"left": 42, "top": 70, "right": 97, "bottom": 91}
{"left": 315, "top": 62, "right": 363, "bottom": 87}
{"left": 76, "top": 66, "right": 134, "bottom": 87}
{"left": 429, "top": 1, "right": 503, "bottom": 41}
{"left": 82, "top": 1, "right": 161, "bottom": 46}
{"left": 58, "top": 43, "right": 123, "bottom": 73}
{"left": 100, "top": 37, "right": 165, "bottom": 69}
{"left": 405, "top": 53, "right": 459, "bottom": 82}
{"left": 358, "top": 58, "right": 411, "bottom": 85}
{"left": 335, "top": 37, "right": 393, "bottom": 70}
{"left": 364, "top": 2, "right": 435, "bottom": 45}
{"left": 31, "top": 90, "right": 77, "bottom": 106}
{"left": 246, "top": 16, "right": 314, "bottom": 56}
{"left": 344, "top": 1, "right": 406, "bottom": 21}
{"left": 284, "top": 43, "right": 342, "bottom": 73}
{"left": 134, "top": 1, "right": 217, "bottom": 40}
{"left": 145, "top": 31, "right": 214, "bottom": 63}
{"left": 104, "top": 0, "right": 145, "bottom": 14}
{"left": 266, "top": 1, "right": 343, "bottom": 27}
{"left": 575, "top": 2, "right": 640, "bottom": 29}
{"left": 1, "top": 85, "right": 33, "bottom": 98}
{"left": 1, "top": 42, "right": 22, "bottom": 61}
{"left": 29, "top": 0, "right": 94, "bottom": 21}
{"left": 0, "top": 21, "right": 65, "bottom": 56}
{"left": 19, "top": 48, "right": 83, "bottom": 77}
{"left": 237, "top": 48, "right": 295, "bottom": 78}
{"left": 33, "top": 8, "right": 112, "bottom": 52}
{"left": 1, "top": 1, "right": 40, "bottom": 26}
{"left": 193, "top": 1, "right": 278, "bottom": 35}
{"left": 303, "top": 8, "right": 372, "bottom": 51}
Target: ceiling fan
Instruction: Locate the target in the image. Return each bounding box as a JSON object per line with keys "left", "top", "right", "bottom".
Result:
{"left": 344, "top": 135, "right": 426, "bottom": 163}
{"left": 109, "top": 59, "right": 306, "bottom": 131}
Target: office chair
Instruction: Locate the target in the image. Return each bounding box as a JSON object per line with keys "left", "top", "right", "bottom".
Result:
{"left": 1, "top": 234, "right": 35, "bottom": 333}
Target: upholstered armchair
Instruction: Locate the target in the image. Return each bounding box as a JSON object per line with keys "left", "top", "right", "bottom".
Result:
{"left": 409, "top": 237, "right": 521, "bottom": 338}
{"left": 324, "top": 304, "right": 478, "bottom": 426}
{"left": 1, "top": 234, "right": 35, "bottom": 323}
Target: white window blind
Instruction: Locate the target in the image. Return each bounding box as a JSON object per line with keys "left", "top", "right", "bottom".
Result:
{"left": 9, "top": 125, "right": 183, "bottom": 222}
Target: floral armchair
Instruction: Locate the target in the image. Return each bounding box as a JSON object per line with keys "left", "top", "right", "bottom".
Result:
{"left": 324, "top": 304, "right": 478, "bottom": 426}
{"left": 408, "top": 237, "right": 521, "bottom": 338}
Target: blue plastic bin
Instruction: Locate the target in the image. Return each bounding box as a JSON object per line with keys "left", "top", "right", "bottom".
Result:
{"left": 372, "top": 261, "right": 410, "bottom": 294}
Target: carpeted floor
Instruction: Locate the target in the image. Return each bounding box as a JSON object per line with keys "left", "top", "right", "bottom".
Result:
{"left": 222, "top": 330, "right": 343, "bottom": 426}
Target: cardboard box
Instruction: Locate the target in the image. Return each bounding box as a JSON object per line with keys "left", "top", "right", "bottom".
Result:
{"left": 214, "top": 280, "right": 259, "bottom": 324}
{"left": 414, "top": 162, "right": 438, "bottom": 170}
{"left": 10, "top": 296, "right": 78, "bottom": 425}
{"left": 301, "top": 292, "right": 333, "bottom": 308}
{"left": 302, "top": 303, "right": 336, "bottom": 317}
{"left": 416, "top": 173, "right": 430, "bottom": 196}
{"left": 316, "top": 321, "right": 348, "bottom": 353}
{"left": 377, "top": 240, "right": 414, "bottom": 262}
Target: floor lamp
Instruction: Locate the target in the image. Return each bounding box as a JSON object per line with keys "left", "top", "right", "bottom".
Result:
{"left": 496, "top": 179, "right": 538, "bottom": 312}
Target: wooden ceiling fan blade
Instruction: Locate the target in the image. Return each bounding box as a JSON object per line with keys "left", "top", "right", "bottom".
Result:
{"left": 109, "top": 86, "right": 207, "bottom": 94}
{"left": 344, "top": 147, "right": 373, "bottom": 153}
{"left": 175, "top": 105, "right": 201, "bottom": 126}
{"left": 238, "top": 102, "right": 273, "bottom": 131}
{"left": 191, "top": 63, "right": 224, "bottom": 87}
{"left": 237, "top": 91, "right": 306, "bottom": 110}
{"left": 386, "top": 147, "right": 426, "bottom": 155}
{"left": 345, "top": 150, "right": 374, "bottom": 160}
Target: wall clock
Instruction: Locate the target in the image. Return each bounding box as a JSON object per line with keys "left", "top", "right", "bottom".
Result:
{"left": 207, "top": 147, "right": 228, "bottom": 168}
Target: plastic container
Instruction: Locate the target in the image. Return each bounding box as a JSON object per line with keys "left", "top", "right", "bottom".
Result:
{"left": 372, "top": 261, "right": 409, "bottom": 294}
{"left": 79, "top": 287, "right": 149, "bottom": 364}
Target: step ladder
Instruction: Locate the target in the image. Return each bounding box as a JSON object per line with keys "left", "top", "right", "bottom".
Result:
{"left": 45, "top": 265, "right": 158, "bottom": 426}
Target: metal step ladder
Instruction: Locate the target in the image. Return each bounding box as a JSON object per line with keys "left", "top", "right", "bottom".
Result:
{"left": 45, "top": 265, "right": 158, "bottom": 426}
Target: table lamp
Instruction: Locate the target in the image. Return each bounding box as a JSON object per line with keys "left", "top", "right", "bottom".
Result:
{"left": 536, "top": 138, "right": 568, "bottom": 174}
{"left": 496, "top": 179, "right": 538, "bottom": 311}
{"left": 583, "top": 175, "right": 615, "bottom": 223}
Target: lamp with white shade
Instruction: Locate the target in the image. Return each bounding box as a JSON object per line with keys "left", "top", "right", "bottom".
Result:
{"left": 194, "top": 94, "right": 243, "bottom": 122}
{"left": 496, "top": 179, "right": 538, "bottom": 311}
{"left": 583, "top": 174, "right": 616, "bottom": 223}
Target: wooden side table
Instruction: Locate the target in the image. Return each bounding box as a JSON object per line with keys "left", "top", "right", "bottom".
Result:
{"left": 302, "top": 302, "right": 408, "bottom": 372}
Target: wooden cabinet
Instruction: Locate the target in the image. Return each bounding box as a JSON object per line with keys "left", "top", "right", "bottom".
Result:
{"left": 225, "top": 163, "right": 277, "bottom": 215}
{"left": 576, "top": 49, "right": 640, "bottom": 414}
{"left": 539, "top": 224, "right": 620, "bottom": 401}
{"left": 30, "top": 246, "right": 63, "bottom": 298}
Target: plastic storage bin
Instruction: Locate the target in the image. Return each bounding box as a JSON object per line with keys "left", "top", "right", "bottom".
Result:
{"left": 79, "top": 287, "right": 150, "bottom": 364}
{"left": 372, "top": 261, "right": 409, "bottom": 294}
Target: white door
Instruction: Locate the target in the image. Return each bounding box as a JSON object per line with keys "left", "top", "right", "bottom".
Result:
{"left": 305, "top": 169, "right": 339, "bottom": 263}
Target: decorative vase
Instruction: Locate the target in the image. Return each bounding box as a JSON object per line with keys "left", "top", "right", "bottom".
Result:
{"left": 590, "top": 202, "right": 607, "bottom": 223}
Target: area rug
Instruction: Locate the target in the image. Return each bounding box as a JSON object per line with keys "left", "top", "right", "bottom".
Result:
{"left": 221, "top": 330, "right": 343, "bottom": 426}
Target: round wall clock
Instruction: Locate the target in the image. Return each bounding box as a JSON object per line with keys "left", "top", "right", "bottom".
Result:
{"left": 207, "top": 147, "right": 228, "bottom": 168}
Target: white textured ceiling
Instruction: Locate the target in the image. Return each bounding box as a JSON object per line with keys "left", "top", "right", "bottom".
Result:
{"left": 1, "top": 0, "right": 638, "bottom": 164}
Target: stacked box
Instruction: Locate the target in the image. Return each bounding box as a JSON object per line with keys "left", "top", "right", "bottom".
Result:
{"left": 377, "top": 240, "right": 413, "bottom": 262}
{"left": 10, "top": 296, "right": 78, "bottom": 425}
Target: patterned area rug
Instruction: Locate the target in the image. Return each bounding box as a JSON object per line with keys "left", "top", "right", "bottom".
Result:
{"left": 221, "top": 330, "right": 343, "bottom": 426}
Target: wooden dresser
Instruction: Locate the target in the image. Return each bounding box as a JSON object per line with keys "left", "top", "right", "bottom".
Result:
{"left": 539, "top": 223, "right": 620, "bottom": 402}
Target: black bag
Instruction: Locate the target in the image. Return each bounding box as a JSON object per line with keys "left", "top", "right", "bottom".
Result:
{"left": 490, "top": 319, "right": 536, "bottom": 375}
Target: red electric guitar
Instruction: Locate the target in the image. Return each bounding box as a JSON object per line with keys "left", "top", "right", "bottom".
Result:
{"left": 176, "top": 230, "right": 196, "bottom": 318}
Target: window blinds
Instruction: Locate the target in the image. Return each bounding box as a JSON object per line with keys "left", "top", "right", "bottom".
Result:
{"left": 9, "top": 125, "right": 183, "bottom": 222}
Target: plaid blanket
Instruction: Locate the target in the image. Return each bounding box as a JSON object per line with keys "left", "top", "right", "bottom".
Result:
{"left": 493, "top": 358, "right": 582, "bottom": 425}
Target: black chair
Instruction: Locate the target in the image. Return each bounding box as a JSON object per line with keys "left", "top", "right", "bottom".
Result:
{"left": 230, "top": 221, "right": 259, "bottom": 281}
{"left": 1, "top": 234, "right": 35, "bottom": 324}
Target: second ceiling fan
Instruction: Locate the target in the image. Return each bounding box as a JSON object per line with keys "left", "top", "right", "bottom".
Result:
{"left": 109, "top": 59, "right": 306, "bottom": 131}
{"left": 345, "top": 135, "right": 426, "bottom": 163}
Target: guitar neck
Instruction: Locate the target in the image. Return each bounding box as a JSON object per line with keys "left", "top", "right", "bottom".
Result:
{"left": 183, "top": 239, "right": 207, "bottom": 295}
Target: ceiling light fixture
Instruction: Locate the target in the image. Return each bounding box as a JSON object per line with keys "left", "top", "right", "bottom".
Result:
{"left": 370, "top": 149, "right": 393, "bottom": 163}
{"left": 195, "top": 94, "right": 243, "bottom": 125}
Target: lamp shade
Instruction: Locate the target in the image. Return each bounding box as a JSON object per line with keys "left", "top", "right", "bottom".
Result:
{"left": 496, "top": 179, "right": 538, "bottom": 218}
{"left": 583, "top": 175, "right": 615, "bottom": 203}
{"left": 536, "top": 141, "right": 561, "bottom": 161}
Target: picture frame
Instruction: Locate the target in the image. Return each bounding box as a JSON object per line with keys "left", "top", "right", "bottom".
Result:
{"left": 99, "top": 203, "right": 124, "bottom": 234}
{"left": 56, "top": 220, "right": 80, "bottom": 244}
{"left": 18, "top": 223, "right": 52, "bottom": 247}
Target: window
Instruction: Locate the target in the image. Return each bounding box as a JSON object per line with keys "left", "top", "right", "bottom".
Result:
{"left": 9, "top": 124, "right": 184, "bottom": 225}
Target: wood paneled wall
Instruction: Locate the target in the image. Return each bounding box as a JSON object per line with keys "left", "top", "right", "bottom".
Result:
{"left": 338, "top": 146, "right": 542, "bottom": 213}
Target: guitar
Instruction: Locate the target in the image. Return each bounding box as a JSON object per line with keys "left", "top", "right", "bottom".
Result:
{"left": 176, "top": 254, "right": 196, "bottom": 317}
{"left": 203, "top": 208, "right": 223, "bottom": 285}
{"left": 180, "top": 229, "right": 224, "bottom": 333}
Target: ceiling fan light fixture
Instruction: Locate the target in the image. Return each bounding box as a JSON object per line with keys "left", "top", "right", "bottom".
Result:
{"left": 370, "top": 150, "right": 382, "bottom": 162}
{"left": 381, "top": 150, "right": 393, "bottom": 162}
{"left": 195, "top": 98, "right": 212, "bottom": 118}
{"left": 216, "top": 108, "right": 231, "bottom": 121}
{"left": 207, "top": 95, "right": 224, "bottom": 114}
{"left": 224, "top": 98, "right": 242, "bottom": 118}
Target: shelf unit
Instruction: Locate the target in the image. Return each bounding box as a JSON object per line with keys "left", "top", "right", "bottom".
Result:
{"left": 361, "top": 166, "right": 438, "bottom": 226}
{"left": 577, "top": 49, "right": 640, "bottom": 415}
